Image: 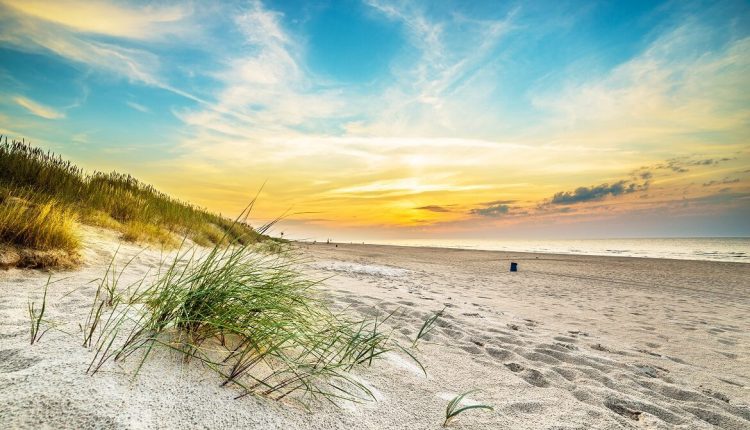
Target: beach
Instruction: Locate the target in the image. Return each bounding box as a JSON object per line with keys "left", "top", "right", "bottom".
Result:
{"left": 1, "top": 227, "right": 749, "bottom": 429}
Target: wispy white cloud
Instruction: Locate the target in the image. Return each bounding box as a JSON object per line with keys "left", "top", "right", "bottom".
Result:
{"left": 531, "top": 23, "right": 750, "bottom": 150}
{"left": 328, "top": 177, "right": 494, "bottom": 197}
{"left": 172, "top": 0, "right": 522, "bottom": 162}
{"left": 0, "top": 0, "right": 205, "bottom": 103}
{"left": 360, "top": 0, "right": 516, "bottom": 137}
{"left": 0, "top": 0, "right": 191, "bottom": 40}
{"left": 126, "top": 101, "right": 150, "bottom": 113}
{"left": 175, "top": 0, "right": 350, "bottom": 152}
{"left": 13, "top": 96, "right": 64, "bottom": 119}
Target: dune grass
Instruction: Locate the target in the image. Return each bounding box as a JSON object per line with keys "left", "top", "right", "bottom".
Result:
{"left": 0, "top": 193, "right": 79, "bottom": 252}
{"left": 443, "top": 389, "right": 494, "bottom": 427}
{"left": 0, "top": 137, "right": 265, "bottom": 265}
{"left": 120, "top": 221, "right": 179, "bottom": 248}
{"left": 28, "top": 278, "right": 51, "bottom": 345}
{"left": 82, "top": 233, "right": 415, "bottom": 403}
{"left": 413, "top": 306, "right": 446, "bottom": 347}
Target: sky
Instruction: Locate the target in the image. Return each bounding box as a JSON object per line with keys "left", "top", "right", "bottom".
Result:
{"left": 1, "top": 0, "right": 749, "bottom": 241}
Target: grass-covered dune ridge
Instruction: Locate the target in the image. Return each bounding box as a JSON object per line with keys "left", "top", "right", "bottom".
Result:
{"left": 0, "top": 137, "right": 263, "bottom": 266}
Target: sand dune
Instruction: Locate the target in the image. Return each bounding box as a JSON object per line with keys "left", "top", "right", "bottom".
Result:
{"left": 1, "top": 229, "right": 749, "bottom": 429}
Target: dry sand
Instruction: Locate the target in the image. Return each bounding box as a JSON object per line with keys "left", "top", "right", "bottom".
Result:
{"left": 1, "top": 228, "right": 749, "bottom": 429}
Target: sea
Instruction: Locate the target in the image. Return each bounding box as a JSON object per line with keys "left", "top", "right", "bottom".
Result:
{"left": 365, "top": 237, "right": 750, "bottom": 263}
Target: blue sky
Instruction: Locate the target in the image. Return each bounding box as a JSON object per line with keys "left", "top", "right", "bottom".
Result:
{"left": 0, "top": 0, "right": 749, "bottom": 239}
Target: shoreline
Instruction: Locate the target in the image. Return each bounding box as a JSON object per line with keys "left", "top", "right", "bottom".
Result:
{"left": 296, "top": 240, "right": 750, "bottom": 266}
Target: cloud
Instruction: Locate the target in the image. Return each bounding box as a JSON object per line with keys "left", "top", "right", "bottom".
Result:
{"left": 551, "top": 182, "right": 627, "bottom": 205}
{"left": 656, "top": 157, "right": 735, "bottom": 173}
{"left": 679, "top": 191, "right": 750, "bottom": 208}
{"left": 0, "top": 0, "right": 190, "bottom": 40}
{"left": 703, "top": 177, "right": 740, "bottom": 187}
{"left": 416, "top": 205, "right": 453, "bottom": 213}
{"left": 470, "top": 203, "right": 510, "bottom": 217}
{"left": 0, "top": 0, "right": 205, "bottom": 103}
{"left": 329, "top": 178, "right": 492, "bottom": 198}
{"left": 480, "top": 199, "right": 517, "bottom": 206}
{"left": 13, "top": 96, "right": 64, "bottom": 119}
{"left": 126, "top": 101, "right": 150, "bottom": 113}
{"left": 359, "top": 0, "right": 516, "bottom": 137}
{"left": 175, "top": 0, "right": 351, "bottom": 150}
{"left": 663, "top": 160, "right": 689, "bottom": 173}
{"left": 532, "top": 22, "right": 750, "bottom": 155}
{"left": 549, "top": 178, "right": 650, "bottom": 205}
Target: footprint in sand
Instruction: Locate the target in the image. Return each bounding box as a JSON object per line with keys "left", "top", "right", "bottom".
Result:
{"left": 554, "top": 342, "right": 578, "bottom": 351}
{"left": 520, "top": 368, "right": 550, "bottom": 388}
{"left": 504, "top": 362, "right": 550, "bottom": 388}
{"left": 459, "top": 344, "right": 484, "bottom": 355}
{"left": 604, "top": 399, "right": 642, "bottom": 421}
{"left": 701, "top": 388, "right": 730, "bottom": 403}
{"left": 505, "top": 401, "right": 547, "bottom": 414}
{"left": 486, "top": 347, "right": 513, "bottom": 360}
{"left": 610, "top": 399, "right": 678, "bottom": 424}
{"left": 684, "top": 406, "right": 750, "bottom": 428}
{"left": 0, "top": 349, "right": 36, "bottom": 373}
{"left": 551, "top": 366, "right": 577, "bottom": 382}
{"left": 633, "top": 364, "right": 668, "bottom": 379}
{"left": 0, "top": 330, "right": 25, "bottom": 340}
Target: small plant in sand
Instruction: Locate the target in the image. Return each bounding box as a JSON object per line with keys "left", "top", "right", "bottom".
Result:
{"left": 28, "top": 278, "right": 51, "bottom": 345}
{"left": 81, "top": 215, "right": 420, "bottom": 404}
{"left": 412, "top": 306, "right": 445, "bottom": 347}
{"left": 81, "top": 248, "right": 149, "bottom": 348}
{"left": 443, "top": 389, "right": 494, "bottom": 427}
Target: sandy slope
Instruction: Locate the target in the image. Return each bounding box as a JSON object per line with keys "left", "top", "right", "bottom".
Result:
{"left": 1, "top": 228, "right": 749, "bottom": 429}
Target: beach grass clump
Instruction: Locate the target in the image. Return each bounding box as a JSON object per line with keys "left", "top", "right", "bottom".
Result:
{"left": 443, "top": 390, "right": 494, "bottom": 426}
{"left": 80, "top": 209, "right": 123, "bottom": 230}
{"left": 0, "top": 193, "right": 79, "bottom": 252}
{"left": 28, "top": 278, "right": 51, "bottom": 345}
{"left": 0, "top": 137, "right": 263, "bottom": 260}
{"left": 84, "top": 239, "right": 410, "bottom": 402}
{"left": 192, "top": 223, "right": 227, "bottom": 247}
{"left": 412, "top": 306, "right": 445, "bottom": 347}
{"left": 120, "top": 221, "right": 178, "bottom": 248}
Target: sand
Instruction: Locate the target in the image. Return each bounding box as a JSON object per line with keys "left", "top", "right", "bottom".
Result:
{"left": 1, "top": 228, "right": 749, "bottom": 429}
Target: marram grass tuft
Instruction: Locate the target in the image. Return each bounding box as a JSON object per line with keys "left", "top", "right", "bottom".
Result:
{"left": 0, "top": 194, "right": 79, "bottom": 252}
{"left": 83, "top": 237, "right": 422, "bottom": 404}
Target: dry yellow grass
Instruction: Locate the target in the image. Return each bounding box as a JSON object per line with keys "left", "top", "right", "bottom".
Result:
{"left": 0, "top": 196, "right": 79, "bottom": 252}
{"left": 80, "top": 209, "right": 122, "bottom": 230}
{"left": 0, "top": 138, "right": 268, "bottom": 268}
{"left": 120, "top": 221, "right": 178, "bottom": 248}
{"left": 192, "top": 223, "right": 228, "bottom": 247}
